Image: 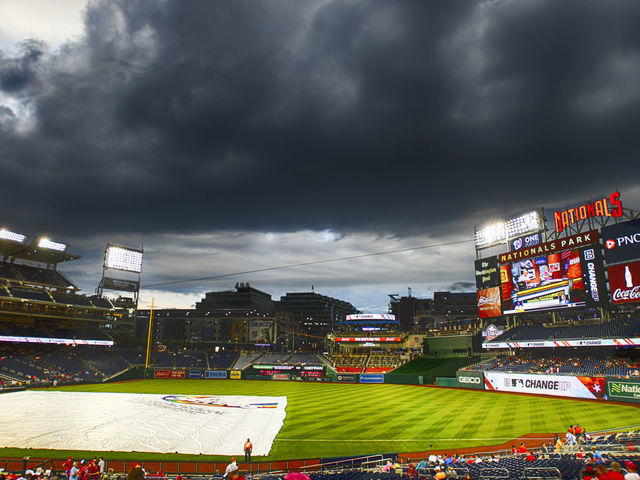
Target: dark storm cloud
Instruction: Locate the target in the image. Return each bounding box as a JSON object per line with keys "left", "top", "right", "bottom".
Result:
{"left": 2, "top": 0, "right": 640, "bottom": 240}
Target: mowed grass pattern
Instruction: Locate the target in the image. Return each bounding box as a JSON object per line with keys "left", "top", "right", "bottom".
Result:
{"left": 1, "top": 379, "right": 638, "bottom": 460}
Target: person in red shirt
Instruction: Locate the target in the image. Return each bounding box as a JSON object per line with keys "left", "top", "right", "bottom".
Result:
{"left": 519, "top": 443, "right": 528, "bottom": 454}
{"left": 78, "top": 461, "right": 88, "bottom": 480}
{"left": 582, "top": 465, "right": 596, "bottom": 480}
{"left": 511, "top": 445, "right": 517, "bottom": 455}
{"left": 606, "top": 462, "right": 625, "bottom": 480}
{"left": 87, "top": 461, "right": 99, "bottom": 480}
{"left": 63, "top": 457, "right": 74, "bottom": 477}
{"left": 525, "top": 453, "right": 536, "bottom": 462}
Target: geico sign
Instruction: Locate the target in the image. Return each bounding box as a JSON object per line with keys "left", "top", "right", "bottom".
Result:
{"left": 459, "top": 376, "right": 481, "bottom": 384}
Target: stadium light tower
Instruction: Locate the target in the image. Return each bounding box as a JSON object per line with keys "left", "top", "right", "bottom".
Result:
{"left": 97, "top": 243, "right": 144, "bottom": 311}
{"left": 474, "top": 209, "right": 545, "bottom": 258}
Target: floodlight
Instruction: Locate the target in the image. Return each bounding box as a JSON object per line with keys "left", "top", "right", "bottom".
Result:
{"left": 0, "top": 229, "right": 26, "bottom": 243}
{"left": 38, "top": 237, "right": 67, "bottom": 251}
{"left": 475, "top": 211, "right": 542, "bottom": 248}
{"left": 105, "top": 246, "right": 143, "bottom": 273}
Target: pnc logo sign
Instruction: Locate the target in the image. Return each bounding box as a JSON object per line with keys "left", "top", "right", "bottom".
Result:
{"left": 459, "top": 376, "right": 481, "bottom": 384}
{"left": 605, "top": 233, "right": 640, "bottom": 249}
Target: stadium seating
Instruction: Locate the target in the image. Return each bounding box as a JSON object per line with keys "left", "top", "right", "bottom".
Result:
{"left": 208, "top": 351, "right": 238, "bottom": 369}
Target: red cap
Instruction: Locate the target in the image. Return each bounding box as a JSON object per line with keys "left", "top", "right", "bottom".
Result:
{"left": 625, "top": 461, "right": 637, "bottom": 470}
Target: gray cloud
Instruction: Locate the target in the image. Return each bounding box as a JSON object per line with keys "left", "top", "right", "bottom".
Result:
{"left": 2, "top": 0, "right": 640, "bottom": 308}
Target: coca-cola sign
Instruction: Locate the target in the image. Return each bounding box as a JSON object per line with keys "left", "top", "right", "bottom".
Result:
{"left": 608, "top": 260, "right": 640, "bottom": 305}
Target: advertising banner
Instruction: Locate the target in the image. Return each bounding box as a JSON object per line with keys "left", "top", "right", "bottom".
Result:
{"left": 477, "top": 286, "right": 502, "bottom": 318}
{"left": 484, "top": 372, "right": 606, "bottom": 399}
{"left": 336, "top": 374, "right": 357, "bottom": 383}
{"left": 607, "top": 379, "right": 640, "bottom": 403}
{"left": 0, "top": 336, "right": 113, "bottom": 346}
{"left": 188, "top": 370, "right": 202, "bottom": 379}
{"left": 272, "top": 373, "right": 289, "bottom": 381}
{"left": 456, "top": 371, "right": 484, "bottom": 390}
{"left": 475, "top": 256, "right": 500, "bottom": 289}
{"left": 230, "top": 370, "right": 242, "bottom": 380}
{"left": 601, "top": 219, "right": 640, "bottom": 265}
{"left": 335, "top": 337, "right": 401, "bottom": 342}
{"left": 498, "top": 230, "right": 598, "bottom": 263}
{"left": 154, "top": 370, "right": 186, "bottom": 379}
{"left": 511, "top": 233, "right": 542, "bottom": 252}
{"left": 483, "top": 338, "right": 640, "bottom": 349}
{"left": 608, "top": 260, "right": 640, "bottom": 304}
{"left": 100, "top": 277, "right": 140, "bottom": 292}
{"left": 231, "top": 319, "right": 244, "bottom": 342}
{"left": 204, "top": 370, "right": 228, "bottom": 379}
{"left": 579, "top": 246, "right": 607, "bottom": 307}
{"left": 248, "top": 320, "right": 274, "bottom": 343}
{"left": 360, "top": 374, "right": 384, "bottom": 384}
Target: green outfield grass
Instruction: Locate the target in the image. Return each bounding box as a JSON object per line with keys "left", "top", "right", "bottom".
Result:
{"left": 1, "top": 379, "right": 638, "bottom": 461}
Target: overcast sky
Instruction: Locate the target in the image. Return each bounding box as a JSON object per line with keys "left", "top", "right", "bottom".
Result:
{"left": 1, "top": 0, "right": 639, "bottom": 312}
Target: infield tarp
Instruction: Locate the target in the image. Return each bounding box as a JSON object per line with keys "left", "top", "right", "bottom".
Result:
{"left": 0, "top": 391, "right": 287, "bottom": 455}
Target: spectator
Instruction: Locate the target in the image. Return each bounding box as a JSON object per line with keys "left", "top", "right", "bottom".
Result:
{"left": 224, "top": 459, "right": 237, "bottom": 478}
{"left": 625, "top": 462, "right": 639, "bottom": 480}
{"left": 69, "top": 464, "right": 79, "bottom": 480}
{"left": 596, "top": 465, "right": 608, "bottom": 480}
{"left": 581, "top": 465, "right": 596, "bottom": 480}
{"left": 607, "top": 462, "right": 625, "bottom": 480}
{"left": 126, "top": 465, "right": 144, "bottom": 480}
{"left": 434, "top": 466, "right": 445, "bottom": 480}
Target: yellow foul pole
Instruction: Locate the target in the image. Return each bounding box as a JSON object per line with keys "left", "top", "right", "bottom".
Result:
{"left": 145, "top": 298, "right": 154, "bottom": 370}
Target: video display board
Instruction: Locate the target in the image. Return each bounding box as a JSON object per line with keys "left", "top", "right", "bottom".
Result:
{"left": 500, "top": 247, "right": 605, "bottom": 314}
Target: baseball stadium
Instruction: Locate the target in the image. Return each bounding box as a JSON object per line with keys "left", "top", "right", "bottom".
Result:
{"left": 1, "top": 192, "right": 640, "bottom": 480}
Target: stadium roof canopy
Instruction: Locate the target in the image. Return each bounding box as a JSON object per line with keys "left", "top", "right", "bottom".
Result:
{"left": 0, "top": 239, "right": 80, "bottom": 264}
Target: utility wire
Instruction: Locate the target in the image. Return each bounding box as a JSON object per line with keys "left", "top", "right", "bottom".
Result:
{"left": 142, "top": 238, "right": 473, "bottom": 288}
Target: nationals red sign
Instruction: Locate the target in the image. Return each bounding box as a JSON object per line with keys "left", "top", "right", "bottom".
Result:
{"left": 608, "top": 260, "right": 640, "bottom": 304}
{"left": 554, "top": 192, "right": 622, "bottom": 234}
{"left": 499, "top": 230, "right": 598, "bottom": 263}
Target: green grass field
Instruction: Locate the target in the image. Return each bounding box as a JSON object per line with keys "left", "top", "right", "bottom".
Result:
{"left": 1, "top": 379, "right": 638, "bottom": 461}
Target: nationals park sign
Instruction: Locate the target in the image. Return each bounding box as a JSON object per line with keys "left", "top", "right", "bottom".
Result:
{"left": 498, "top": 230, "right": 599, "bottom": 263}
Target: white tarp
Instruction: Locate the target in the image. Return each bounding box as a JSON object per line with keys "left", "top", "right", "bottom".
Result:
{"left": 0, "top": 391, "right": 287, "bottom": 455}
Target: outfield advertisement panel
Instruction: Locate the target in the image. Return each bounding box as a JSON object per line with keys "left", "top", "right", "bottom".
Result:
{"left": 188, "top": 370, "right": 202, "bottom": 379}
{"left": 607, "top": 379, "right": 640, "bottom": 403}
{"left": 360, "top": 374, "right": 384, "bottom": 384}
{"left": 484, "top": 372, "right": 606, "bottom": 399}
{"left": 204, "top": 370, "right": 227, "bottom": 379}
{"left": 456, "top": 371, "right": 484, "bottom": 390}
{"left": 336, "top": 374, "right": 357, "bottom": 383}
{"left": 230, "top": 370, "right": 242, "bottom": 379}
{"left": 154, "top": 370, "right": 186, "bottom": 379}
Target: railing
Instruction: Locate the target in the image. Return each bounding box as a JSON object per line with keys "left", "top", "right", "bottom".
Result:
{"left": 523, "top": 466, "right": 562, "bottom": 479}
{"left": 477, "top": 467, "right": 509, "bottom": 479}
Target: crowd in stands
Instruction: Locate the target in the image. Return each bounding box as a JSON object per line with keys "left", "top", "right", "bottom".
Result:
{"left": 487, "top": 314, "right": 640, "bottom": 344}
{"left": 466, "top": 354, "right": 640, "bottom": 377}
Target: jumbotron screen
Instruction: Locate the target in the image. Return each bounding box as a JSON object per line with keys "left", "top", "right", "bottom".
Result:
{"left": 501, "top": 248, "right": 587, "bottom": 314}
